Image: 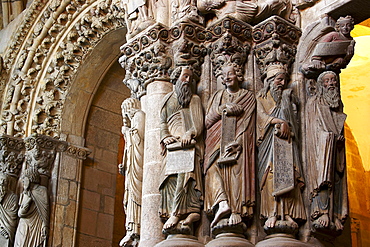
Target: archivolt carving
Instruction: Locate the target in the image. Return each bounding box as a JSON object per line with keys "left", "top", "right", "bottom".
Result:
{"left": 0, "top": 0, "right": 126, "bottom": 138}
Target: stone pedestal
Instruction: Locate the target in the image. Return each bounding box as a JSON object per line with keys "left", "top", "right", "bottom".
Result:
{"left": 155, "top": 234, "right": 204, "bottom": 247}
{"left": 206, "top": 233, "right": 254, "bottom": 247}
{"left": 256, "top": 234, "right": 313, "bottom": 247}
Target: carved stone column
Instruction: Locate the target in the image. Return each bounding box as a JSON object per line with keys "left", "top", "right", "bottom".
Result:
{"left": 120, "top": 24, "right": 173, "bottom": 247}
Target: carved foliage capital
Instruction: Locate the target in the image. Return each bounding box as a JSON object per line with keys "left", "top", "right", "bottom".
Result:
{"left": 253, "top": 16, "right": 302, "bottom": 74}
{"left": 206, "top": 17, "right": 253, "bottom": 79}
{"left": 0, "top": 135, "right": 25, "bottom": 178}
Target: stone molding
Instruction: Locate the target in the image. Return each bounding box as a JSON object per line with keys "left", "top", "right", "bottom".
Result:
{"left": 0, "top": 0, "right": 126, "bottom": 138}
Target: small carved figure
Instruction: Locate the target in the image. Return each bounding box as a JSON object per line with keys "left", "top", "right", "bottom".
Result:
{"left": 119, "top": 98, "right": 145, "bottom": 247}
{"left": 0, "top": 173, "right": 18, "bottom": 247}
{"left": 256, "top": 63, "right": 306, "bottom": 231}
{"left": 171, "top": 0, "right": 203, "bottom": 24}
{"left": 122, "top": 0, "right": 154, "bottom": 38}
{"left": 306, "top": 71, "right": 348, "bottom": 231}
{"left": 159, "top": 66, "right": 204, "bottom": 235}
{"left": 14, "top": 167, "right": 49, "bottom": 247}
{"left": 301, "top": 16, "right": 355, "bottom": 79}
{"left": 197, "top": 0, "right": 292, "bottom": 24}
{"left": 204, "top": 63, "right": 255, "bottom": 229}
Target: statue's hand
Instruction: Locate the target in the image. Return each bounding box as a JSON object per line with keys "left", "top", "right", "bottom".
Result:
{"left": 41, "top": 226, "right": 48, "bottom": 239}
{"left": 0, "top": 227, "right": 9, "bottom": 239}
{"left": 309, "top": 59, "right": 325, "bottom": 70}
{"left": 181, "top": 132, "right": 193, "bottom": 147}
{"left": 163, "top": 136, "right": 179, "bottom": 146}
{"left": 118, "top": 163, "right": 125, "bottom": 176}
{"left": 225, "top": 103, "right": 244, "bottom": 116}
{"left": 337, "top": 135, "right": 345, "bottom": 142}
{"left": 224, "top": 142, "right": 242, "bottom": 158}
{"left": 274, "top": 120, "right": 291, "bottom": 141}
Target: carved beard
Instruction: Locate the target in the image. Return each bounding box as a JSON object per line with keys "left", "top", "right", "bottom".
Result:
{"left": 270, "top": 83, "right": 283, "bottom": 105}
{"left": 175, "top": 80, "right": 192, "bottom": 108}
{"left": 323, "top": 86, "right": 340, "bottom": 109}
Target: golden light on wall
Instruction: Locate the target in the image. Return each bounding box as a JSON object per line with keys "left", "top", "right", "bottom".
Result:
{"left": 341, "top": 21, "right": 370, "bottom": 171}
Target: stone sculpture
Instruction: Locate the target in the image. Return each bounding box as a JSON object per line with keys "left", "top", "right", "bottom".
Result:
{"left": 158, "top": 66, "right": 204, "bottom": 235}
{"left": 256, "top": 63, "right": 306, "bottom": 232}
{"left": 14, "top": 167, "right": 49, "bottom": 247}
{"left": 306, "top": 71, "right": 348, "bottom": 232}
{"left": 1, "top": 0, "right": 24, "bottom": 27}
{"left": 301, "top": 16, "right": 355, "bottom": 79}
{"left": 197, "top": 0, "right": 293, "bottom": 24}
{"left": 204, "top": 63, "right": 255, "bottom": 231}
{"left": 171, "top": 0, "right": 203, "bottom": 24}
{"left": 119, "top": 98, "right": 145, "bottom": 247}
{"left": 122, "top": 0, "right": 154, "bottom": 38}
{"left": 0, "top": 173, "right": 17, "bottom": 247}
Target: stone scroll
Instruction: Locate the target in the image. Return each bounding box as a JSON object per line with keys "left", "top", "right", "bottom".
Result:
{"left": 218, "top": 112, "right": 238, "bottom": 165}
{"left": 165, "top": 144, "right": 195, "bottom": 175}
{"left": 272, "top": 135, "right": 294, "bottom": 197}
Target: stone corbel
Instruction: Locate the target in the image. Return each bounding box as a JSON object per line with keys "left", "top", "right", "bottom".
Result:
{"left": 253, "top": 15, "right": 302, "bottom": 76}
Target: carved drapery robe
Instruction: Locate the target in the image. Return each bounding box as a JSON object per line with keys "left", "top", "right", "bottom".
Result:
{"left": 0, "top": 192, "right": 18, "bottom": 247}
{"left": 306, "top": 96, "right": 348, "bottom": 222}
{"left": 204, "top": 89, "right": 256, "bottom": 218}
{"left": 14, "top": 185, "right": 49, "bottom": 247}
{"left": 122, "top": 110, "right": 145, "bottom": 237}
{"left": 159, "top": 92, "right": 204, "bottom": 219}
{"left": 257, "top": 89, "right": 306, "bottom": 222}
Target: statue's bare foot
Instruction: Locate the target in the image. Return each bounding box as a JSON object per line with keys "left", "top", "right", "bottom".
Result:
{"left": 285, "top": 215, "right": 298, "bottom": 228}
{"left": 317, "top": 214, "right": 330, "bottom": 228}
{"left": 163, "top": 215, "right": 180, "bottom": 230}
{"left": 119, "top": 234, "right": 133, "bottom": 247}
{"left": 228, "top": 213, "right": 242, "bottom": 226}
{"left": 182, "top": 213, "right": 200, "bottom": 226}
{"left": 211, "top": 200, "right": 231, "bottom": 228}
{"left": 264, "top": 216, "right": 277, "bottom": 228}
{"left": 335, "top": 217, "right": 344, "bottom": 231}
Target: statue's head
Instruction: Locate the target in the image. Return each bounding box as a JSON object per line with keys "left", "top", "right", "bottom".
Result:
{"left": 170, "top": 66, "right": 194, "bottom": 86}
{"left": 259, "top": 63, "right": 287, "bottom": 100}
{"left": 317, "top": 71, "right": 341, "bottom": 108}
{"left": 22, "top": 167, "right": 41, "bottom": 189}
{"left": 335, "top": 16, "right": 354, "bottom": 36}
{"left": 221, "top": 63, "right": 243, "bottom": 92}
{"left": 171, "top": 66, "right": 194, "bottom": 108}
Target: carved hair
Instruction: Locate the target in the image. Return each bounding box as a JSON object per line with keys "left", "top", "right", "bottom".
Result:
{"left": 221, "top": 63, "right": 244, "bottom": 85}
{"left": 316, "top": 71, "right": 338, "bottom": 94}
{"left": 170, "top": 66, "right": 194, "bottom": 85}
{"left": 335, "top": 15, "right": 354, "bottom": 32}
{"left": 122, "top": 98, "right": 141, "bottom": 113}
{"left": 22, "top": 167, "right": 41, "bottom": 184}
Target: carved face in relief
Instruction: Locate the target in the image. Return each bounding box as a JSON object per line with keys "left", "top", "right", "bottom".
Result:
{"left": 222, "top": 65, "right": 240, "bottom": 93}
{"left": 179, "top": 68, "right": 193, "bottom": 85}
{"left": 272, "top": 73, "right": 286, "bottom": 90}
{"left": 322, "top": 72, "right": 338, "bottom": 90}
{"left": 320, "top": 72, "right": 340, "bottom": 108}
{"left": 175, "top": 67, "right": 194, "bottom": 108}
{"left": 337, "top": 19, "right": 353, "bottom": 36}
